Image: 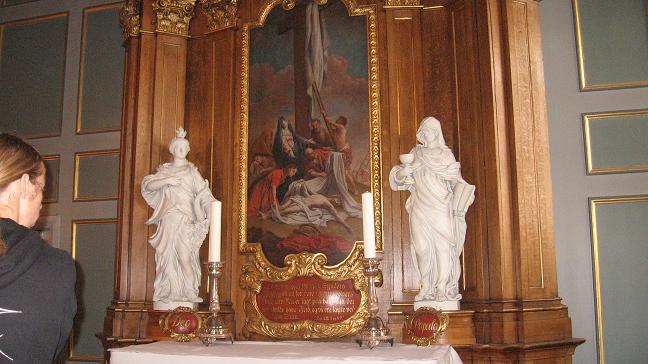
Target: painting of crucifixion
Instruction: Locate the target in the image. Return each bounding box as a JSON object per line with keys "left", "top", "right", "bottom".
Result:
{"left": 246, "top": 0, "right": 372, "bottom": 267}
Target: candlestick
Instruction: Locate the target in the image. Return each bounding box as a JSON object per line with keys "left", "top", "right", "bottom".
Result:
{"left": 208, "top": 200, "right": 222, "bottom": 262}
{"left": 361, "top": 192, "right": 376, "bottom": 258}
{"left": 198, "top": 261, "right": 233, "bottom": 345}
{"left": 355, "top": 258, "right": 393, "bottom": 348}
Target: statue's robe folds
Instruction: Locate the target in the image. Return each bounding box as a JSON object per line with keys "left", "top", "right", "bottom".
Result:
{"left": 142, "top": 163, "right": 214, "bottom": 303}
{"left": 390, "top": 145, "right": 473, "bottom": 302}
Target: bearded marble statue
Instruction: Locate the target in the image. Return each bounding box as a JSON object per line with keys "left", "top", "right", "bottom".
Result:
{"left": 389, "top": 117, "right": 475, "bottom": 311}
{"left": 141, "top": 128, "right": 216, "bottom": 310}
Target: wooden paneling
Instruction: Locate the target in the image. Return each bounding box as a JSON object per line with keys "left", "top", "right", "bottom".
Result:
{"left": 105, "top": 0, "right": 580, "bottom": 361}
{"left": 384, "top": 6, "right": 424, "bottom": 304}
{"left": 185, "top": 29, "right": 238, "bottom": 316}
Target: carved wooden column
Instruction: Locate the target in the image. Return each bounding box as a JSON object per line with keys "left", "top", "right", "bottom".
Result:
{"left": 455, "top": 0, "right": 583, "bottom": 361}
{"left": 381, "top": 0, "right": 425, "bottom": 312}
{"left": 184, "top": 0, "right": 239, "bottom": 335}
{"left": 103, "top": 0, "right": 196, "bottom": 351}
{"left": 385, "top": 0, "right": 582, "bottom": 361}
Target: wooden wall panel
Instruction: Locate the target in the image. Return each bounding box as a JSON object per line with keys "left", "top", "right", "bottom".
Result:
{"left": 448, "top": 0, "right": 488, "bottom": 301}
{"left": 384, "top": 7, "right": 424, "bottom": 304}
{"left": 186, "top": 30, "right": 238, "bottom": 308}
{"left": 504, "top": 0, "right": 557, "bottom": 300}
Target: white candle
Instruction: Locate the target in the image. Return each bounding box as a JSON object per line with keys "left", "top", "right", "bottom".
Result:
{"left": 208, "top": 200, "right": 222, "bottom": 262}
{"left": 361, "top": 192, "right": 376, "bottom": 258}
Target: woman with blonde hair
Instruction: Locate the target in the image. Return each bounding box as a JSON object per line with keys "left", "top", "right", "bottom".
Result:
{"left": 0, "top": 133, "right": 76, "bottom": 363}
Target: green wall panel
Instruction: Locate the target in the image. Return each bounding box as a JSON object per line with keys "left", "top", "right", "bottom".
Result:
{"left": 71, "top": 221, "right": 116, "bottom": 361}
{"left": 584, "top": 111, "right": 648, "bottom": 174}
{"left": 77, "top": 5, "right": 124, "bottom": 133}
{"left": 575, "top": 0, "right": 648, "bottom": 89}
{"left": 2, "top": 0, "right": 38, "bottom": 6}
{"left": 591, "top": 197, "right": 648, "bottom": 363}
{"left": 43, "top": 156, "right": 60, "bottom": 203}
{"left": 0, "top": 15, "right": 67, "bottom": 137}
{"left": 74, "top": 151, "right": 120, "bottom": 200}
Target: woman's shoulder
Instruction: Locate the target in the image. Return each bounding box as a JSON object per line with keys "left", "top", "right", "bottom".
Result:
{"left": 40, "top": 245, "right": 76, "bottom": 279}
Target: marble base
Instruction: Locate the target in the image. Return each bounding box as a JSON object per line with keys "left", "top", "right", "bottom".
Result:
{"left": 154, "top": 301, "right": 199, "bottom": 311}
{"left": 414, "top": 300, "right": 459, "bottom": 311}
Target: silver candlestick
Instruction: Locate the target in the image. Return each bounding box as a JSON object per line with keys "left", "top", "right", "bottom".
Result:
{"left": 355, "top": 257, "right": 394, "bottom": 348}
{"left": 198, "top": 261, "right": 233, "bottom": 345}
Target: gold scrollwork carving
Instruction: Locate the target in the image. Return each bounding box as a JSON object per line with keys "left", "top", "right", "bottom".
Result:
{"left": 404, "top": 307, "right": 449, "bottom": 346}
{"left": 152, "top": 0, "right": 197, "bottom": 36}
{"left": 239, "top": 244, "right": 370, "bottom": 339}
{"left": 199, "top": 0, "right": 238, "bottom": 32}
{"left": 383, "top": 0, "right": 422, "bottom": 8}
{"left": 119, "top": 0, "right": 141, "bottom": 38}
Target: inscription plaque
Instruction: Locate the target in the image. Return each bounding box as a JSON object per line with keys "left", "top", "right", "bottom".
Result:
{"left": 257, "top": 276, "right": 361, "bottom": 323}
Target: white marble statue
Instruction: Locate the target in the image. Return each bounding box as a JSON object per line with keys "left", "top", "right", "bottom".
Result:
{"left": 389, "top": 117, "right": 475, "bottom": 311}
{"left": 141, "top": 128, "right": 216, "bottom": 310}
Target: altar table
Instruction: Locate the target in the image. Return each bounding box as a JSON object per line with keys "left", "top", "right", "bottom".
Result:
{"left": 110, "top": 340, "right": 462, "bottom": 364}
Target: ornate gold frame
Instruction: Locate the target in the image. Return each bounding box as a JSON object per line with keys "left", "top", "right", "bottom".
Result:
{"left": 583, "top": 109, "right": 648, "bottom": 174}
{"left": 403, "top": 307, "right": 449, "bottom": 346}
{"left": 573, "top": 0, "right": 648, "bottom": 91}
{"left": 236, "top": 0, "right": 383, "bottom": 254}
{"left": 588, "top": 195, "right": 648, "bottom": 364}
{"left": 159, "top": 306, "right": 204, "bottom": 342}
{"left": 240, "top": 243, "right": 369, "bottom": 338}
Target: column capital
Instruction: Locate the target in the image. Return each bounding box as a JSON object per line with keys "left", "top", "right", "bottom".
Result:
{"left": 152, "top": 0, "right": 197, "bottom": 36}
{"left": 120, "top": 0, "right": 141, "bottom": 38}
{"left": 199, "top": 0, "right": 238, "bottom": 32}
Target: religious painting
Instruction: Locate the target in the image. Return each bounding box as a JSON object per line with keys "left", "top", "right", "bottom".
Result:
{"left": 240, "top": 0, "right": 382, "bottom": 268}
{"left": 237, "top": 0, "right": 382, "bottom": 340}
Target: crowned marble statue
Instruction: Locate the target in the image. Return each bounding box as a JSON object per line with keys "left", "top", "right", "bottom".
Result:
{"left": 141, "top": 128, "right": 216, "bottom": 311}
{"left": 389, "top": 117, "right": 475, "bottom": 311}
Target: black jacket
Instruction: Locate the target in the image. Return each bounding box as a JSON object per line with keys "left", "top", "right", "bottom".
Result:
{"left": 0, "top": 218, "right": 76, "bottom": 363}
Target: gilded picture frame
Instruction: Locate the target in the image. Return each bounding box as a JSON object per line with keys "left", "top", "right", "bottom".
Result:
{"left": 237, "top": 0, "right": 383, "bottom": 260}
{"left": 236, "top": 0, "right": 382, "bottom": 339}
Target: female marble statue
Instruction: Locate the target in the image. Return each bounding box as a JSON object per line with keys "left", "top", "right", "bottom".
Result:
{"left": 141, "top": 128, "right": 216, "bottom": 310}
{"left": 389, "top": 117, "right": 475, "bottom": 309}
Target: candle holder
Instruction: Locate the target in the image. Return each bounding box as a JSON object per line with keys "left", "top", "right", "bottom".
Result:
{"left": 198, "top": 261, "right": 233, "bottom": 345}
{"left": 355, "top": 257, "right": 393, "bottom": 348}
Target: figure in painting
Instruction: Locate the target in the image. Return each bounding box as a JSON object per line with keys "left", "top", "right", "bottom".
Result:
{"left": 310, "top": 118, "right": 333, "bottom": 148}
{"left": 249, "top": 153, "right": 276, "bottom": 187}
{"left": 141, "top": 128, "right": 216, "bottom": 310}
{"left": 320, "top": 112, "right": 356, "bottom": 194}
{"left": 389, "top": 117, "right": 475, "bottom": 310}
{"left": 271, "top": 116, "right": 314, "bottom": 168}
{"left": 248, "top": 164, "right": 299, "bottom": 219}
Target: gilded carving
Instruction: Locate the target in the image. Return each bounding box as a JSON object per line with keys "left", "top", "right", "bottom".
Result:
{"left": 199, "top": 0, "right": 238, "bottom": 31}
{"left": 119, "top": 0, "right": 141, "bottom": 38}
{"left": 152, "top": 0, "right": 197, "bottom": 36}
{"left": 239, "top": 244, "right": 370, "bottom": 339}
{"left": 237, "top": 0, "right": 383, "bottom": 340}
{"left": 403, "top": 307, "right": 449, "bottom": 346}
{"left": 383, "top": 0, "right": 421, "bottom": 7}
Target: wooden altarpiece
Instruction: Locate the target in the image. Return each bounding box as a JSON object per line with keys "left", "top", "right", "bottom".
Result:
{"left": 104, "top": 0, "right": 584, "bottom": 362}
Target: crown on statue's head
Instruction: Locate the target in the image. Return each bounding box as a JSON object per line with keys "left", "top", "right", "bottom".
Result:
{"left": 175, "top": 127, "right": 187, "bottom": 139}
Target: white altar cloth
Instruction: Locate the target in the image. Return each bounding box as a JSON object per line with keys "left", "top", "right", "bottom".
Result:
{"left": 110, "top": 340, "right": 462, "bottom": 364}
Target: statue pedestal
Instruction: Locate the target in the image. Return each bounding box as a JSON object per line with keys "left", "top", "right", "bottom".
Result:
{"left": 154, "top": 301, "right": 199, "bottom": 311}
{"left": 414, "top": 300, "right": 459, "bottom": 311}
